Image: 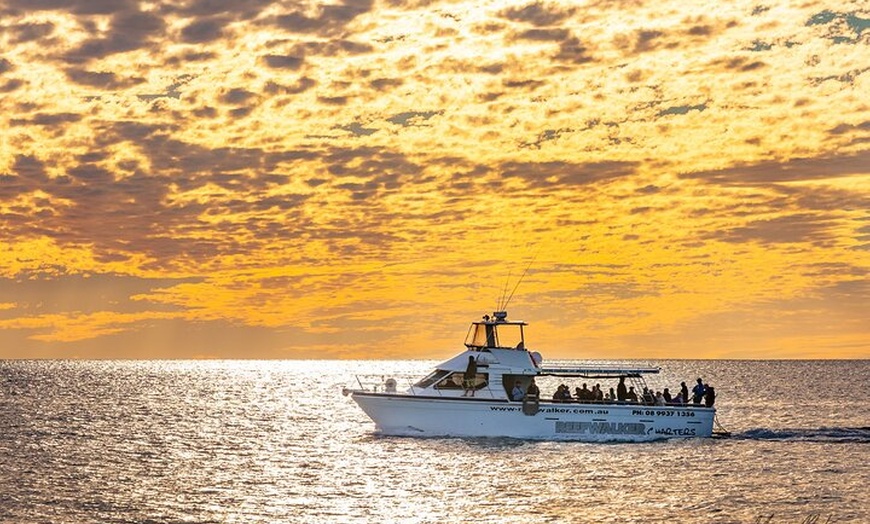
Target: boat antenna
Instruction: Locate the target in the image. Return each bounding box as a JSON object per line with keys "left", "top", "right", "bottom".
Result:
{"left": 497, "top": 270, "right": 511, "bottom": 311}
{"left": 502, "top": 250, "right": 538, "bottom": 311}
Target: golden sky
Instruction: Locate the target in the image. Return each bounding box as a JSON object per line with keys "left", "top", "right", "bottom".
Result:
{"left": 0, "top": 0, "right": 867, "bottom": 360}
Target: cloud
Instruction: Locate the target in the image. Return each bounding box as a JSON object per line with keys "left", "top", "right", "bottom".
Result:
{"left": 180, "top": 16, "right": 230, "bottom": 43}
{"left": 64, "top": 69, "right": 146, "bottom": 89}
{"left": 680, "top": 152, "right": 870, "bottom": 186}
{"left": 499, "top": 160, "right": 640, "bottom": 188}
{"left": 63, "top": 10, "right": 166, "bottom": 63}
{"left": 501, "top": 1, "right": 577, "bottom": 26}
{"left": 271, "top": 0, "right": 375, "bottom": 37}
{"left": 261, "top": 54, "right": 304, "bottom": 70}
{"left": 702, "top": 213, "right": 838, "bottom": 245}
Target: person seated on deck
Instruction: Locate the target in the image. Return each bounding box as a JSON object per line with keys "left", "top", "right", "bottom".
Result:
{"left": 512, "top": 381, "right": 525, "bottom": 401}
{"left": 704, "top": 385, "right": 716, "bottom": 407}
{"left": 617, "top": 377, "right": 628, "bottom": 402}
{"left": 626, "top": 386, "right": 639, "bottom": 402}
{"left": 594, "top": 384, "right": 604, "bottom": 402}
{"left": 662, "top": 388, "right": 672, "bottom": 404}
{"left": 642, "top": 387, "right": 654, "bottom": 405}
{"left": 671, "top": 392, "right": 684, "bottom": 405}
{"left": 655, "top": 391, "right": 666, "bottom": 406}
{"left": 555, "top": 384, "right": 572, "bottom": 402}
{"left": 692, "top": 378, "right": 706, "bottom": 405}
{"left": 607, "top": 387, "right": 616, "bottom": 402}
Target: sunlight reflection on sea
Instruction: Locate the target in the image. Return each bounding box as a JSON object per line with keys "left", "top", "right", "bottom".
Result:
{"left": 0, "top": 359, "right": 867, "bottom": 523}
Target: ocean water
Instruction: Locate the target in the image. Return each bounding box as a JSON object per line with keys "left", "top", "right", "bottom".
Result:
{"left": 0, "top": 359, "right": 867, "bottom": 524}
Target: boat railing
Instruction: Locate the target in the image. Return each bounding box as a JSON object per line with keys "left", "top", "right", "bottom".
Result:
{"left": 539, "top": 363, "right": 661, "bottom": 377}
{"left": 350, "top": 374, "right": 503, "bottom": 398}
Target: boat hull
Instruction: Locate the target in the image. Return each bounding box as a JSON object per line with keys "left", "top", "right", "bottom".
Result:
{"left": 350, "top": 392, "right": 714, "bottom": 441}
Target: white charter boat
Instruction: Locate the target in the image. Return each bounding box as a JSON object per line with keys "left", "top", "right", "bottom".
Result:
{"left": 343, "top": 311, "right": 716, "bottom": 441}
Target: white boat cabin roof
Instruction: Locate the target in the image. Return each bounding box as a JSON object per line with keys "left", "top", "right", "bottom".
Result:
{"left": 433, "top": 311, "right": 660, "bottom": 378}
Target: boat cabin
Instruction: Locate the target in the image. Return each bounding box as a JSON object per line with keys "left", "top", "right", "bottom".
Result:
{"left": 464, "top": 311, "right": 527, "bottom": 351}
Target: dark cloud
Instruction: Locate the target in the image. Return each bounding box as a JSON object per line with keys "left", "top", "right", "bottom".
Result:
{"left": 680, "top": 152, "right": 870, "bottom": 186}
{"left": 295, "top": 39, "right": 374, "bottom": 56}
{"left": 634, "top": 29, "right": 665, "bottom": 53}
{"left": 9, "top": 112, "right": 83, "bottom": 127}
{"left": 708, "top": 55, "right": 767, "bottom": 72}
{"left": 517, "top": 28, "right": 570, "bottom": 41}
{"left": 0, "top": 121, "right": 327, "bottom": 268}
{"left": 0, "top": 58, "right": 14, "bottom": 74}
{"left": 501, "top": 2, "right": 577, "bottom": 26}
{"left": 0, "top": 78, "right": 25, "bottom": 92}
{"left": 499, "top": 160, "right": 639, "bottom": 187}
{"left": 180, "top": 16, "right": 230, "bottom": 43}
{"left": 370, "top": 77, "right": 403, "bottom": 91}
{"left": 5, "top": 0, "right": 137, "bottom": 15}
{"left": 64, "top": 10, "right": 166, "bottom": 63}
{"left": 7, "top": 21, "right": 56, "bottom": 44}
{"left": 64, "top": 69, "right": 146, "bottom": 89}
{"left": 172, "top": 0, "right": 274, "bottom": 19}
{"left": 829, "top": 121, "right": 870, "bottom": 135}
{"left": 318, "top": 95, "right": 348, "bottom": 106}
{"left": 554, "top": 36, "right": 594, "bottom": 64}
{"left": 387, "top": 111, "right": 440, "bottom": 126}
{"left": 263, "top": 77, "right": 317, "bottom": 95}
{"left": 220, "top": 88, "right": 257, "bottom": 105}
{"left": 272, "top": 0, "right": 375, "bottom": 37}
{"left": 702, "top": 213, "right": 837, "bottom": 245}
{"left": 262, "top": 54, "right": 304, "bottom": 70}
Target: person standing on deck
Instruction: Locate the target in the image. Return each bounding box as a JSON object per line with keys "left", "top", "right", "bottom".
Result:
{"left": 617, "top": 376, "right": 627, "bottom": 401}
{"left": 462, "top": 355, "right": 478, "bottom": 397}
{"left": 692, "top": 378, "right": 705, "bottom": 404}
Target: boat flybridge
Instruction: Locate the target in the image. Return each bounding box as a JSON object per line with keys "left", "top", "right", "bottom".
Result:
{"left": 343, "top": 311, "right": 716, "bottom": 441}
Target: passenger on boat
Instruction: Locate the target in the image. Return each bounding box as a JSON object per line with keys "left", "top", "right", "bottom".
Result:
{"left": 526, "top": 379, "right": 540, "bottom": 399}
{"left": 576, "top": 383, "right": 592, "bottom": 402}
{"left": 626, "top": 386, "right": 639, "bottom": 402}
{"left": 692, "top": 378, "right": 706, "bottom": 405}
{"left": 462, "top": 356, "right": 478, "bottom": 397}
{"left": 642, "top": 387, "right": 654, "bottom": 405}
{"left": 655, "top": 391, "right": 666, "bottom": 406}
{"left": 607, "top": 387, "right": 616, "bottom": 401}
{"left": 617, "top": 377, "right": 628, "bottom": 401}
{"left": 704, "top": 385, "right": 716, "bottom": 407}
{"left": 594, "top": 384, "right": 604, "bottom": 402}
{"left": 512, "top": 381, "right": 525, "bottom": 401}
{"left": 671, "top": 392, "right": 684, "bottom": 405}
{"left": 554, "top": 384, "right": 572, "bottom": 402}
{"left": 680, "top": 382, "right": 689, "bottom": 404}
{"left": 662, "top": 388, "right": 672, "bottom": 404}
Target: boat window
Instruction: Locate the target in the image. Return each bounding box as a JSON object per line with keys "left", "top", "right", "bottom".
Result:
{"left": 414, "top": 369, "right": 450, "bottom": 388}
{"left": 434, "top": 372, "right": 489, "bottom": 390}
{"left": 465, "top": 322, "right": 525, "bottom": 349}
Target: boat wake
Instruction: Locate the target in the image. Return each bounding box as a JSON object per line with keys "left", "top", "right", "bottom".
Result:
{"left": 734, "top": 426, "right": 870, "bottom": 443}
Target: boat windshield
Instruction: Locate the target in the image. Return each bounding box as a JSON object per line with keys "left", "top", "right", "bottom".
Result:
{"left": 465, "top": 318, "right": 526, "bottom": 350}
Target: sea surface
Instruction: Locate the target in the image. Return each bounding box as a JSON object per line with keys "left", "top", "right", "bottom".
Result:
{"left": 1, "top": 359, "right": 867, "bottom": 524}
